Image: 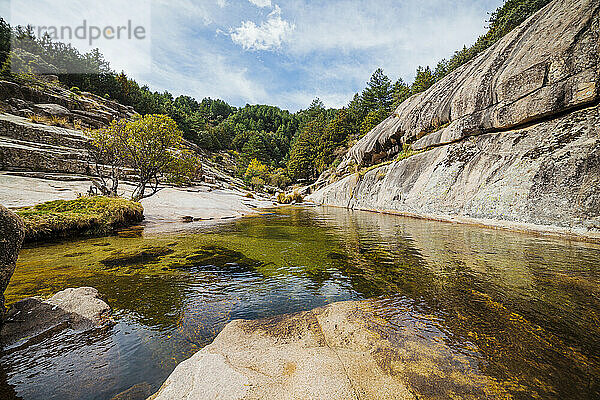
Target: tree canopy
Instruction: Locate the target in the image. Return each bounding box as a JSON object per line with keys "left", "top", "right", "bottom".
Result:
{"left": 89, "top": 114, "right": 199, "bottom": 201}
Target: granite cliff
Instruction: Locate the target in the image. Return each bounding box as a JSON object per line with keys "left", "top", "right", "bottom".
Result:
{"left": 310, "top": 0, "right": 600, "bottom": 239}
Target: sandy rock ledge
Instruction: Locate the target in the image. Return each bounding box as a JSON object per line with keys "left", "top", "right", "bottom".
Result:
{"left": 149, "top": 300, "right": 509, "bottom": 400}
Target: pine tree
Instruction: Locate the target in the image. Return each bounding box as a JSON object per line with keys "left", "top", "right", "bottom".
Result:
{"left": 287, "top": 117, "right": 324, "bottom": 181}
{"left": 392, "top": 78, "right": 411, "bottom": 109}
{"left": 361, "top": 68, "right": 393, "bottom": 114}
{"left": 411, "top": 66, "right": 435, "bottom": 94}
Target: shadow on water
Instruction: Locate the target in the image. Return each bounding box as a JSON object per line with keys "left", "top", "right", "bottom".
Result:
{"left": 2, "top": 206, "right": 599, "bottom": 399}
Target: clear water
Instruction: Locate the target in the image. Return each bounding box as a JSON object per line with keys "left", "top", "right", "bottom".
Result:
{"left": 1, "top": 206, "right": 599, "bottom": 399}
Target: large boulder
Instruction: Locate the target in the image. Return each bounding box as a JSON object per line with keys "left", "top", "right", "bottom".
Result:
{"left": 312, "top": 0, "right": 600, "bottom": 237}
{"left": 149, "top": 300, "right": 508, "bottom": 400}
{"left": 0, "top": 205, "right": 25, "bottom": 321}
{"left": 0, "top": 287, "right": 112, "bottom": 348}
{"left": 32, "top": 103, "right": 73, "bottom": 119}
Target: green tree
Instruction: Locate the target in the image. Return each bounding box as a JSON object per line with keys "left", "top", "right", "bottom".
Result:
{"left": 359, "top": 108, "right": 388, "bottom": 138}
{"left": 411, "top": 66, "right": 435, "bottom": 94}
{"left": 89, "top": 114, "right": 198, "bottom": 201}
{"left": 392, "top": 78, "right": 411, "bottom": 109}
{"left": 244, "top": 158, "right": 270, "bottom": 189}
{"left": 287, "top": 117, "right": 324, "bottom": 181}
{"left": 361, "top": 68, "right": 393, "bottom": 113}
{"left": 0, "top": 18, "right": 11, "bottom": 73}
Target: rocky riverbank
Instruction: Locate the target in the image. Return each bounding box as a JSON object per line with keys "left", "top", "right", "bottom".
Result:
{"left": 0, "top": 205, "right": 111, "bottom": 353}
{"left": 309, "top": 0, "right": 600, "bottom": 240}
{"left": 0, "top": 172, "right": 275, "bottom": 232}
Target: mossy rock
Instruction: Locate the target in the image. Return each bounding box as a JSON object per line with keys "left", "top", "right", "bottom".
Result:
{"left": 15, "top": 196, "right": 144, "bottom": 243}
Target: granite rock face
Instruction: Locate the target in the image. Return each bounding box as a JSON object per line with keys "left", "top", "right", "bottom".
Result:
{"left": 337, "top": 0, "right": 599, "bottom": 171}
{"left": 149, "top": 300, "right": 509, "bottom": 400}
{"left": 0, "top": 205, "right": 25, "bottom": 321}
{"left": 312, "top": 0, "right": 600, "bottom": 236}
{"left": 0, "top": 287, "right": 112, "bottom": 349}
{"left": 311, "top": 104, "right": 600, "bottom": 235}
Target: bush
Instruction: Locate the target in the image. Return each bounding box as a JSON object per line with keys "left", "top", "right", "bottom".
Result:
{"left": 244, "top": 158, "right": 269, "bottom": 189}
{"left": 166, "top": 150, "right": 202, "bottom": 186}
{"left": 15, "top": 196, "right": 144, "bottom": 242}
{"left": 28, "top": 114, "right": 70, "bottom": 128}
{"left": 276, "top": 191, "right": 303, "bottom": 204}
{"left": 270, "top": 168, "right": 291, "bottom": 189}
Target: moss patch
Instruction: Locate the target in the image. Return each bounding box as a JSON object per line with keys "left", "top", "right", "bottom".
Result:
{"left": 101, "top": 246, "right": 173, "bottom": 267}
{"left": 15, "top": 196, "right": 144, "bottom": 243}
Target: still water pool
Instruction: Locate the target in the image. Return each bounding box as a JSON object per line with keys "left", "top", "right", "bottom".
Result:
{"left": 1, "top": 206, "right": 599, "bottom": 399}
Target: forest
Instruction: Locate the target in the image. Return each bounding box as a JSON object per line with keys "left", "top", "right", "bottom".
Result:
{"left": 0, "top": 0, "right": 551, "bottom": 188}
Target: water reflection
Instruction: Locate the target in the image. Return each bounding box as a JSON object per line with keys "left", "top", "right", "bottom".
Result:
{"left": 2, "top": 206, "right": 599, "bottom": 399}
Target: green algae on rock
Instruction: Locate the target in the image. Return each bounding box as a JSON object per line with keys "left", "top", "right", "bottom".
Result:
{"left": 15, "top": 196, "right": 144, "bottom": 243}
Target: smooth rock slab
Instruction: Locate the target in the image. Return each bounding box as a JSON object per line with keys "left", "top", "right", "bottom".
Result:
{"left": 149, "top": 301, "right": 507, "bottom": 400}
{"left": 0, "top": 287, "right": 112, "bottom": 350}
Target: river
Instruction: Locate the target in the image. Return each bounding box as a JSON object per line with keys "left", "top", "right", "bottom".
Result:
{"left": 2, "top": 206, "right": 599, "bottom": 399}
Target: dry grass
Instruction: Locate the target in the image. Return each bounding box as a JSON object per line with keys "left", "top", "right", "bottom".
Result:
{"left": 28, "top": 114, "right": 71, "bottom": 128}
{"left": 15, "top": 196, "right": 144, "bottom": 242}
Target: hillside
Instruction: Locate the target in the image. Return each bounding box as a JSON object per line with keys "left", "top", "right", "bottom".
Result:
{"left": 310, "top": 0, "right": 600, "bottom": 239}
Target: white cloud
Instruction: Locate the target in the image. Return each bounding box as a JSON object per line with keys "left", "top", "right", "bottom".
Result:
{"left": 248, "top": 0, "right": 271, "bottom": 7}
{"left": 217, "top": 0, "right": 227, "bottom": 8}
{"left": 281, "top": 0, "right": 495, "bottom": 84}
{"left": 230, "top": 5, "right": 295, "bottom": 51}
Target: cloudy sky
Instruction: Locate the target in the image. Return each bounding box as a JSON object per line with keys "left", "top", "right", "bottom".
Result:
{"left": 7, "top": 0, "right": 503, "bottom": 111}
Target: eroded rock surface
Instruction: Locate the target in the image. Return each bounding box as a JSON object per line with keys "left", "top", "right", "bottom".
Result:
{"left": 311, "top": 104, "right": 600, "bottom": 235}
{"left": 312, "top": 0, "right": 600, "bottom": 237}
{"left": 0, "top": 205, "right": 25, "bottom": 321}
{"left": 149, "top": 300, "right": 509, "bottom": 400}
{"left": 0, "top": 287, "right": 112, "bottom": 349}
{"left": 337, "top": 0, "right": 599, "bottom": 171}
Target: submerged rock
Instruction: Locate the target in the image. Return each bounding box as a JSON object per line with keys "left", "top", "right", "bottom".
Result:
{"left": 149, "top": 300, "right": 508, "bottom": 399}
{"left": 111, "top": 382, "right": 154, "bottom": 400}
{"left": 0, "top": 287, "right": 112, "bottom": 349}
{"left": 0, "top": 205, "right": 25, "bottom": 321}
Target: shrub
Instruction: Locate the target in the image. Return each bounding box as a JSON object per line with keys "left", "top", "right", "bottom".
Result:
{"left": 276, "top": 191, "right": 303, "bottom": 204}
{"left": 270, "top": 168, "right": 291, "bottom": 189}
{"left": 28, "top": 114, "right": 70, "bottom": 128}
{"left": 396, "top": 144, "right": 423, "bottom": 162}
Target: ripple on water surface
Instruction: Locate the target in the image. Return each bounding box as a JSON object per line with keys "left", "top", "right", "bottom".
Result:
{"left": 1, "top": 206, "right": 599, "bottom": 399}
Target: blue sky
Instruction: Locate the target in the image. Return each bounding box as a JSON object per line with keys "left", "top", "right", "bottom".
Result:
{"left": 6, "top": 0, "right": 503, "bottom": 111}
